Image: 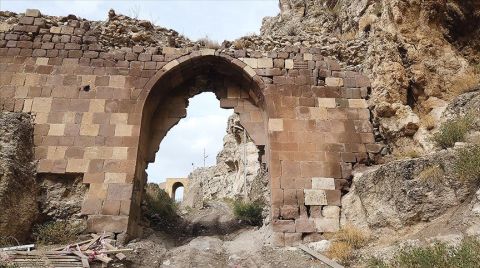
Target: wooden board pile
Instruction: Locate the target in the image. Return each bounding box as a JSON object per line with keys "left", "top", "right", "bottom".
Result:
{"left": 2, "top": 234, "right": 132, "bottom": 268}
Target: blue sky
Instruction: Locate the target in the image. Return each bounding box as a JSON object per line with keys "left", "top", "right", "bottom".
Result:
{"left": 1, "top": 1, "right": 279, "bottom": 187}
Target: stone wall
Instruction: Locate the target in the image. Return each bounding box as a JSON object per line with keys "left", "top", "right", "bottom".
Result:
{"left": 0, "top": 9, "right": 378, "bottom": 245}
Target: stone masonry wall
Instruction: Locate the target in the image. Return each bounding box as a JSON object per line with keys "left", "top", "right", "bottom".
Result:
{"left": 0, "top": 9, "right": 378, "bottom": 245}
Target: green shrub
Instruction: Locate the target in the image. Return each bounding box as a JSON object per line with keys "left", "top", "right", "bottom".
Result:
{"left": 145, "top": 183, "right": 178, "bottom": 222}
{"left": 233, "top": 200, "right": 263, "bottom": 226}
{"left": 454, "top": 144, "right": 480, "bottom": 182}
{"left": 365, "top": 257, "right": 388, "bottom": 268}
{"left": 433, "top": 115, "right": 473, "bottom": 148}
{"left": 368, "top": 237, "right": 480, "bottom": 268}
{"left": 34, "top": 221, "right": 83, "bottom": 245}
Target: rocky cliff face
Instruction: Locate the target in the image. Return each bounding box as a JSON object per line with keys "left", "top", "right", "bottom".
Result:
{"left": 183, "top": 114, "right": 269, "bottom": 208}
{"left": 259, "top": 0, "right": 480, "bottom": 154}
{"left": 0, "top": 112, "right": 37, "bottom": 241}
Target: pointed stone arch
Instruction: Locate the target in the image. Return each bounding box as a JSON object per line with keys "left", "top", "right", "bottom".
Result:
{"left": 127, "top": 53, "right": 270, "bottom": 236}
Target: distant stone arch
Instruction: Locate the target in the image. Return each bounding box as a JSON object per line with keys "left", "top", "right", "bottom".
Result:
{"left": 162, "top": 178, "right": 189, "bottom": 200}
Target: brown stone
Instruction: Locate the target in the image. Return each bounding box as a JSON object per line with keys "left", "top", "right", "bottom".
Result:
{"left": 284, "top": 233, "right": 302, "bottom": 246}
{"left": 280, "top": 205, "right": 299, "bottom": 219}
{"left": 272, "top": 219, "right": 295, "bottom": 233}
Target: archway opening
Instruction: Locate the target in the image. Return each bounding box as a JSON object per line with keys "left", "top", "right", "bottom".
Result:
{"left": 171, "top": 182, "right": 184, "bottom": 202}
{"left": 131, "top": 55, "right": 268, "bottom": 237}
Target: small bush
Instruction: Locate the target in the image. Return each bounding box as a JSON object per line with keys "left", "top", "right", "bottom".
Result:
{"left": 34, "top": 221, "right": 83, "bottom": 245}
{"left": 365, "top": 257, "right": 389, "bottom": 268}
{"left": 233, "top": 200, "right": 263, "bottom": 226}
{"left": 327, "top": 225, "right": 369, "bottom": 265}
{"left": 145, "top": 184, "right": 178, "bottom": 222}
{"left": 454, "top": 144, "right": 480, "bottom": 182}
{"left": 327, "top": 241, "right": 354, "bottom": 264}
{"left": 334, "top": 225, "right": 369, "bottom": 249}
{"left": 433, "top": 115, "right": 473, "bottom": 148}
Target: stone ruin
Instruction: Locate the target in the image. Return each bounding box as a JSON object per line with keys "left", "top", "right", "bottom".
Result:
{"left": 0, "top": 9, "right": 381, "bottom": 246}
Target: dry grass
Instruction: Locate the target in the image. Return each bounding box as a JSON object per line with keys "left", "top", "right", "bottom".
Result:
{"left": 334, "top": 225, "right": 369, "bottom": 249}
{"left": 327, "top": 241, "right": 354, "bottom": 264}
{"left": 327, "top": 225, "right": 369, "bottom": 264}
{"left": 197, "top": 36, "right": 220, "bottom": 49}
{"left": 422, "top": 114, "right": 436, "bottom": 130}
{"left": 418, "top": 165, "right": 444, "bottom": 181}
{"left": 34, "top": 221, "right": 83, "bottom": 245}
{"left": 233, "top": 39, "right": 246, "bottom": 49}
{"left": 449, "top": 71, "right": 480, "bottom": 97}
{"left": 394, "top": 148, "right": 422, "bottom": 159}
{"left": 337, "top": 30, "right": 357, "bottom": 42}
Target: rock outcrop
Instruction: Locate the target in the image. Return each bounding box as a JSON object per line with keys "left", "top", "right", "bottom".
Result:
{"left": 0, "top": 112, "right": 37, "bottom": 241}
{"left": 342, "top": 88, "right": 480, "bottom": 234}
{"left": 183, "top": 114, "right": 269, "bottom": 208}
{"left": 341, "top": 150, "right": 477, "bottom": 231}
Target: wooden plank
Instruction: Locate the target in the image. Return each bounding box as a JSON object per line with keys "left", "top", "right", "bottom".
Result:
{"left": 103, "top": 241, "right": 126, "bottom": 260}
{"left": 94, "top": 254, "right": 112, "bottom": 264}
{"left": 1, "top": 244, "right": 35, "bottom": 251}
{"left": 98, "top": 249, "right": 133, "bottom": 254}
{"left": 80, "top": 234, "right": 100, "bottom": 251}
{"left": 298, "top": 244, "right": 344, "bottom": 268}
{"left": 71, "top": 251, "right": 90, "bottom": 268}
{"left": 52, "top": 238, "right": 95, "bottom": 251}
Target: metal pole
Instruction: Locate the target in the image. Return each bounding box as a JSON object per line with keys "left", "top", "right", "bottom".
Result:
{"left": 243, "top": 129, "right": 247, "bottom": 200}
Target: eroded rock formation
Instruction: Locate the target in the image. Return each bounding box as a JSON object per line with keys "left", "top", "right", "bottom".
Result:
{"left": 0, "top": 112, "right": 37, "bottom": 241}
{"left": 183, "top": 114, "right": 269, "bottom": 208}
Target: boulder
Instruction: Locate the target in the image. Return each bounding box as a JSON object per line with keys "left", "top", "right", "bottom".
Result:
{"left": 341, "top": 150, "right": 478, "bottom": 231}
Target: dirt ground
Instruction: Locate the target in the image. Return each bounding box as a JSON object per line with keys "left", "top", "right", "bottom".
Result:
{"left": 124, "top": 228, "right": 328, "bottom": 268}
{"left": 121, "top": 201, "right": 328, "bottom": 268}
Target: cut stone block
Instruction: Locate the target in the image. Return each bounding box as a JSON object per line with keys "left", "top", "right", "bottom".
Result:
{"left": 312, "top": 177, "right": 336, "bottom": 190}
{"left": 25, "top": 9, "right": 41, "bottom": 17}
{"left": 268, "top": 118, "right": 283, "bottom": 132}
{"left": 272, "top": 219, "right": 296, "bottom": 233}
{"left": 322, "top": 206, "right": 340, "bottom": 219}
{"left": 284, "top": 233, "right": 302, "bottom": 246}
{"left": 314, "top": 217, "right": 340, "bottom": 233}
{"left": 325, "top": 77, "right": 344, "bottom": 87}
{"left": 285, "top": 59, "right": 294, "bottom": 69}
{"left": 317, "top": 98, "right": 336, "bottom": 108}
{"left": 304, "top": 189, "right": 327, "bottom": 205}
{"left": 348, "top": 99, "right": 368, "bottom": 108}
{"left": 257, "top": 58, "right": 273, "bottom": 68}
{"left": 295, "top": 217, "right": 316, "bottom": 233}
{"left": 280, "top": 205, "right": 299, "bottom": 220}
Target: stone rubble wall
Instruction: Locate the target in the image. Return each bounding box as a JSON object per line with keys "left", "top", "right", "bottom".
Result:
{"left": 0, "top": 9, "right": 379, "bottom": 245}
